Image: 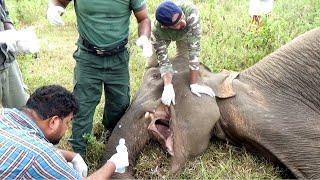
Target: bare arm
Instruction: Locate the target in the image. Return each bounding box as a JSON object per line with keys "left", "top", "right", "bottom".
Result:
{"left": 189, "top": 69, "right": 200, "bottom": 84}
{"left": 86, "top": 161, "right": 116, "bottom": 180}
{"left": 134, "top": 7, "right": 151, "bottom": 38}
{"left": 59, "top": 150, "right": 116, "bottom": 179}
{"left": 162, "top": 73, "right": 173, "bottom": 85}
{"left": 59, "top": 149, "right": 76, "bottom": 162}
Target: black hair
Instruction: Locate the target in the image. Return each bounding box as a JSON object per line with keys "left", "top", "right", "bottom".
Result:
{"left": 26, "top": 85, "right": 79, "bottom": 119}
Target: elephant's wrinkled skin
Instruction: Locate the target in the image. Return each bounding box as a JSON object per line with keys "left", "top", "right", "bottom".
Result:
{"left": 104, "top": 28, "right": 320, "bottom": 179}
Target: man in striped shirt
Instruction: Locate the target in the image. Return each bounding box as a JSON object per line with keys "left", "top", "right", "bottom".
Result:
{"left": 0, "top": 85, "right": 128, "bottom": 179}
{"left": 150, "top": 1, "right": 215, "bottom": 106}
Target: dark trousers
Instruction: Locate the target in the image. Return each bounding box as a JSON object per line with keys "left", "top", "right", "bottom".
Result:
{"left": 69, "top": 48, "right": 130, "bottom": 156}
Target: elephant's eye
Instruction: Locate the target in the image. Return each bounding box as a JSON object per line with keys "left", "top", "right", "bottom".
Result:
{"left": 151, "top": 73, "right": 161, "bottom": 80}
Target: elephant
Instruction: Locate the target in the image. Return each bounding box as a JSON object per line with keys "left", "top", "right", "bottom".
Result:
{"left": 103, "top": 28, "right": 320, "bottom": 179}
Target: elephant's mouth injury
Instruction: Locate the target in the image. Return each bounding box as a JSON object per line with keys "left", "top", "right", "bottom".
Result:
{"left": 146, "top": 105, "right": 174, "bottom": 156}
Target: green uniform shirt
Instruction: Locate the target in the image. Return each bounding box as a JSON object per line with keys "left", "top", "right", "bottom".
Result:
{"left": 74, "top": 0, "right": 146, "bottom": 49}
{"left": 152, "top": 0, "right": 201, "bottom": 75}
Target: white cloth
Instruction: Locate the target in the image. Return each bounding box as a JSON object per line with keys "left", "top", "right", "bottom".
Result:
{"left": 249, "top": 0, "right": 274, "bottom": 16}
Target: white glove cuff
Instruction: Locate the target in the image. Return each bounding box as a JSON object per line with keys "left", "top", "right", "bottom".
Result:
{"left": 164, "top": 83, "right": 174, "bottom": 90}
{"left": 190, "top": 83, "right": 198, "bottom": 89}
{"left": 71, "top": 153, "right": 81, "bottom": 163}
{"left": 48, "top": 1, "right": 65, "bottom": 15}
{"left": 136, "top": 35, "right": 148, "bottom": 47}
{"left": 139, "top": 35, "right": 148, "bottom": 42}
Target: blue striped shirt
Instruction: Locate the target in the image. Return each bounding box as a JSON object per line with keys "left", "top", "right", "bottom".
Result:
{"left": 0, "top": 108, "right": 81, "bottom": 179}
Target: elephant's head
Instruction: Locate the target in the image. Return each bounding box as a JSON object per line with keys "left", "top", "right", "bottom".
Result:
{"left": 103, "top": 57, "right": 239, "bottom": 174}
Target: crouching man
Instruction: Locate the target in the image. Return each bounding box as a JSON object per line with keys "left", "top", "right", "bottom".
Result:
{"left": 0, "top": 85, "right": 128, "bottom": 179}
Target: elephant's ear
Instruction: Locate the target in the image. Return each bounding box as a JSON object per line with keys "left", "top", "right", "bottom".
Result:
{"left": 216, "top": 70, "right": 239, "bottom": 98}
{"left": 202, "top": 69, "right": 239, "bottom": 99}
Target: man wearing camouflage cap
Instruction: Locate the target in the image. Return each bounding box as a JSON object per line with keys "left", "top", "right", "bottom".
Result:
{"left": 150, "top": 0, "right": 215, "bottom": 106}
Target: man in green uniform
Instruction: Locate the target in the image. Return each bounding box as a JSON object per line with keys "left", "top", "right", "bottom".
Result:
{"left": 0, "top": 0, "right": 39, "bottom": 108}
{"left": 47, "top": 0, "right": 152, "bottom": 156}
{"left": 151, "top": 0, "right": 215, "bottom": 106}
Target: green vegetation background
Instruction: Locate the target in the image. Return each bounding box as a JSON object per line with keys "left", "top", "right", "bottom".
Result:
{"left": 7, "top": 0, "right": 320, "bottom": 178}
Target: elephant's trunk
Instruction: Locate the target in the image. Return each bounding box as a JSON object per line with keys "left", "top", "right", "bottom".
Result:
{"left": 103, "top": 106, "right": 152, "bottom": 169}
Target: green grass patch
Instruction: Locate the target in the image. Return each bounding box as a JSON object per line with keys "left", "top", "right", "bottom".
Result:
{"left": 6, "top": 0, "right": 320, "bottom": 178}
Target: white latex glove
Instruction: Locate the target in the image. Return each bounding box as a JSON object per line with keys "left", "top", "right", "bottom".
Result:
{"left": 136, "top": 35, "right": 153, "bottom": 58}
{"left": 0, "top": 28, "right": 40, "bottom": 54}
{"left": 47, "top": 1, "right": 65, "bottom": 26}
{"left": 108, "top": 152, "right": 129, "bottom": 173}
{"left": 71, "top": 154, "right": 88, "bottom": 177}
{"left": 190, "top": 83, "right": 215, "bottom": 97}
{"left": 161, "top": 84, "right": 175, "bottom": 106}
{"left": 67, "top": 162, "right": 73, "bottom": 168}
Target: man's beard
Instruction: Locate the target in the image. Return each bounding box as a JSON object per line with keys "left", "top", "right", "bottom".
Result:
{"left": 49, "top": 132, "right": 62, "bottom": 145}
{"left": 50, "top": 138, "right": 61, "bottom": 145}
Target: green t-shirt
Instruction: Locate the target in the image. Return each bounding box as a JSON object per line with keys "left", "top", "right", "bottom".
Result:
{"left": 74, "top": 0, "right": 146, "bottom": 49}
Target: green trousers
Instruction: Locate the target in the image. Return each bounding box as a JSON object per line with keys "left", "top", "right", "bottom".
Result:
{"left": 69, "top": 48, "right": 130, "bottom": 156}
{"left": 0, "top": 60, "right": 29, "bottom": 108}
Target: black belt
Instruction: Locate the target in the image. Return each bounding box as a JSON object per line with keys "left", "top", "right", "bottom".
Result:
{"left": 79, "top": 36, "right": 128, "bottom": 57}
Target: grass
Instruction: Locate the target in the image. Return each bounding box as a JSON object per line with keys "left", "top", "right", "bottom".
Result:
{"left": 134, "top": 140, "right": 289, "bottom": 179}
{"left": 6, "top": 0, "right": 320, "bottom": 178}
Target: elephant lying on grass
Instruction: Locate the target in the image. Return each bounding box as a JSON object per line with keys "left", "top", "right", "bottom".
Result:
{"left": 103, "top": 28, "right": 320, "bottom": 179}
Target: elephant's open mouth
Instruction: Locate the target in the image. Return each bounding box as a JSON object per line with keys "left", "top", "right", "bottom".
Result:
{"left": 147, "top": 104, "right": 174, "bottom": 156}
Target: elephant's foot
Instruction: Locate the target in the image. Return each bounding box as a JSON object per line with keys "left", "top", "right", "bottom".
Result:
{"left": 145, "top": 104, "right": 174, "bottom": 156}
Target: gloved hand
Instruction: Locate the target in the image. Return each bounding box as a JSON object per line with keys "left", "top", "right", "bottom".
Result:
{"left": 108, "top": 152, "right": 129, "bottom": 173}
{"left": 136, "top": 35, "right": 153, "bottom": 58}
{"left": 71, "top": 154, "right": 88, "bottom": 177}
{"left": 47, "top": 1, "right": 65, "bottom": 26}
{"left": 190, "top": 83, "right": 215, "bottom": 97}
{"left": 161, "top": 84, "right": 175, "bottom": 106}
{"left": 0, "top": 28, "right": 40, "bottom": 54}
